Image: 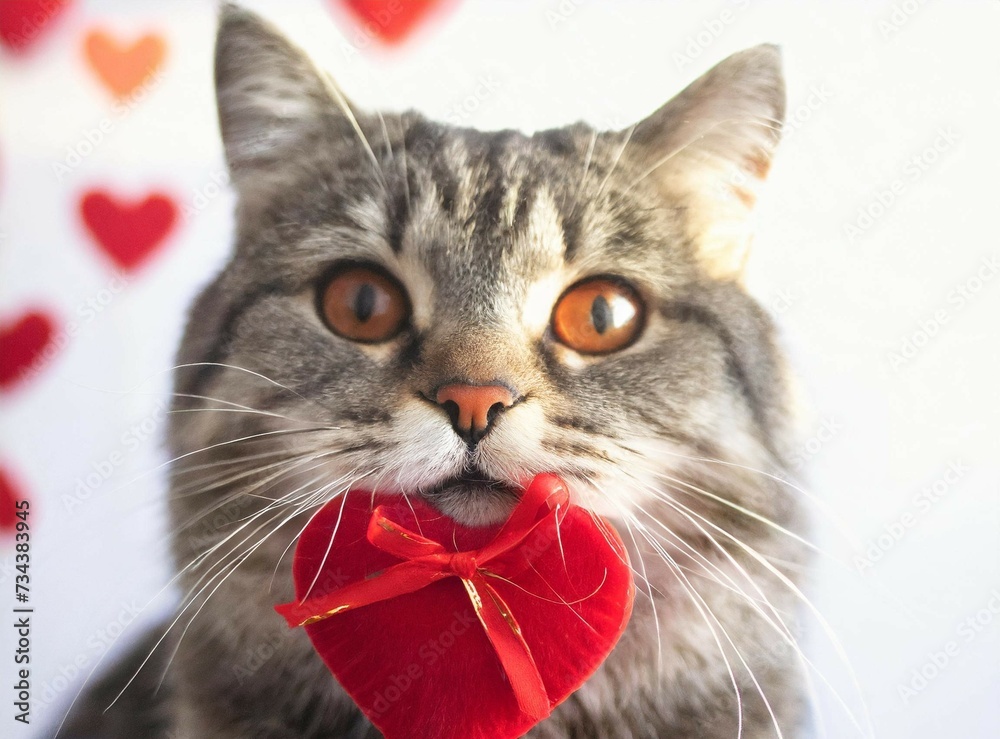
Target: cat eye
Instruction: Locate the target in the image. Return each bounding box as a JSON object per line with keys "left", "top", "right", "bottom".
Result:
{"left": 320, "top": 265, "right": 410, "bottom": 343}
{"left": 551, "top": 278, "right": 645, "bottom": 355}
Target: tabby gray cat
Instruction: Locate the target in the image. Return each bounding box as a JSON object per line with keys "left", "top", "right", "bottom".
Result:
{"left": 62, "top": 5, "right": 807, "bottom": 738}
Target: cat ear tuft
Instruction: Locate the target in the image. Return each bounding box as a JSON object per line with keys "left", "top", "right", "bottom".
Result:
{"left": 629, "top": 44, "right": 785, "bottom": 280}
{"left": 214, "top": 5, "right": 350, "bottom": 203}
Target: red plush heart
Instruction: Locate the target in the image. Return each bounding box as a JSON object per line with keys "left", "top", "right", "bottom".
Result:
{"left": 337, "top": 0, "right": 452, "bottom": 45}
{"left": 79, "top": 190, "right": 178, "bottom": 272}
{"left": 276, "top": 474, "right": 633, "bottom": 739}
{"left": 0, "top": 310, "right": 57, "bottom": 391}
{"left": 0, "top": 0, "right": 72, "bottom": 53}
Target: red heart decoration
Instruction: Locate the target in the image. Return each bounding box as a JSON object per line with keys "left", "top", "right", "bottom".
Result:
{"left": 79, "top": 190, "right": 178, "bottom": 272}
{"left": 0, "top": 310, "right": 57, "bottom": 391}
{"left": 337, "top": 0, "right": 452, "bottom": 45}
{"left": 0, "top": 0, "right": 72, "bottom": 53}
{"left": 0, "top": 467, "right": 28, "bottom": 535}
{"left": 277, "top": 474, "right": 633, "bottom": 739}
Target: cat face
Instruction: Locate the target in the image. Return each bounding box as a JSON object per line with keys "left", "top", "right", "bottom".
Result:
{"left": 170, "top": 8, "right": 793, "bottom": 551}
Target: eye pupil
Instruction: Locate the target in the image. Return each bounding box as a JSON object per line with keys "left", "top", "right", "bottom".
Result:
{"left": 591, "top": 295, "right": 610, "bottom": 335}
{"left": 354, "top": 283, "right": 376, "bottom": 322}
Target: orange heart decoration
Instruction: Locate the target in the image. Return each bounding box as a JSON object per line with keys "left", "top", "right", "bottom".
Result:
{"left": 83, "top": 29, "right": 165, "bottom": 98}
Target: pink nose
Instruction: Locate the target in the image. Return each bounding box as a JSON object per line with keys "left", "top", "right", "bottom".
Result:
{"left": 435, "top": 384, "right": 515, "bottom": 445}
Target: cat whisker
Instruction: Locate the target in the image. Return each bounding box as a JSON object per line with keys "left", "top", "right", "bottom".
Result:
{"left": 577, "top": 474, "right": 663, "bottom": 660}
{"left": 630, "top": 475, "right": 873, "bottom": 738}
{"left": 170, "top": 446, "right": 298, "bottom": 475}
{"left": 595, "top": 123, "right": 636, "bottom": 199}
{"left": 639, "top": 490, "right": 845, "bottom": 739}
{"left": 168, "top": 391, "right": 322, "bottom": 428}
{"left": 268, "top": 469, "right": 367, "bottom": 591}
{"left": 167, "top": 457, "right": 323, "bottom": 551}
{"left": 324, "top": 77, "right": 387, "bottom": 189}
{"left": 590, "top": 467, "right": 811, "bottom": 739}
{"left": 630, "top": 441, "right": 862, "bottom": 549}
{"left": 180, "top": 461, "right": 339, "bottom": 575}
{"left": 94, "top": 426, "right": 338, "bottom": 507}
{"left": 51, "top": 449, "right": 343, "bottom": 735}
{"left": 113, "top": 471, "right": 352, "bottom": 711}
{"left": 624, "top": 480, "right": 824, "bottom": 734}
{"left": 620, "top": 116, "right": 778, "bottom": 197}
{"left": 155, "top": 474, "right": 362, "bottom": 695}
{"left": 603, "top": 500, "right": 750, "bottom": 739}
{"left": 649, "top": 468, "right": 821, "bottom": 554}
{"left": 569, "top": 128, "right": 598, "bottom": 219}
{"left": 376, "top": 111, "right": 394, "bottom": 162}
{"left": 301, "top": 480, "right": 354, "bottom": 601}
{"left": 100, "top": 361, "right": 312, "bottom": 407}
{"left": 631, "top": 512, "right": 778, "bottom": 739}
{"left": 170, "top": 449, "right": 311, "bottom": 500}
{"left": 397, "top": 118, "right": 413, "bottom": 215}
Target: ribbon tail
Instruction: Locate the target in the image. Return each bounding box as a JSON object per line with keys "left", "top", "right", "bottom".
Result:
{"left": 467, "top": 574, "right": 551, "bottom": 720}
{"left": 276, "top": 561, "right": 448, "bottom": 628}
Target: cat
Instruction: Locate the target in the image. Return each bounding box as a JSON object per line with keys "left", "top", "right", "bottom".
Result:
{"left": 60, "top": 4, "right": 808, "bottom": 737}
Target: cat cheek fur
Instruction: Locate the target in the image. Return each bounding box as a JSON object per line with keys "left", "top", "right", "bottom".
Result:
{"left": 61, "top": 6, "right": 808, "bottom": 738}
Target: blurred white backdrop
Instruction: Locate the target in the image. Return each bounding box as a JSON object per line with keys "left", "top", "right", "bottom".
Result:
{"left": 1, "top": 1, "right": 998, "bottom": 737}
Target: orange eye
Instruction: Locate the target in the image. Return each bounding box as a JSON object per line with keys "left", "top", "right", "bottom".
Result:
{"left": 552, "top": 278, "right": 644, "bottom": 354}
{"left": 320, "top": 266, "right": 410, "bottom": 343}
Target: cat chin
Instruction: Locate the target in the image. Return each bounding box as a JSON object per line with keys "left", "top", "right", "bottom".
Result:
{"left": 420, "top": 482, "right": 521, "bottom": 527}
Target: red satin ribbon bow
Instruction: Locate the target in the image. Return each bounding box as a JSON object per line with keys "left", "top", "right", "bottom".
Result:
{"left": 275, "top": 474, "right": 572, "bottom": 720}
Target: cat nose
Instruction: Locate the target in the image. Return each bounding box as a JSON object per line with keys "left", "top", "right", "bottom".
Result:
{"left": 435, "top": 383, "right": 515, "bottom": 446}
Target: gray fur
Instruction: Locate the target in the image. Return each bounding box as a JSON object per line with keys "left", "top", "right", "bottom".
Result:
{"left": 61, "top": 5, "right": 806, "bottom": 738}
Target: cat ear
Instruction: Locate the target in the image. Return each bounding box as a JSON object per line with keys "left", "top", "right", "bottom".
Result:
{"left": 214, "top": 4, "right": 356, "bottom": 203}
{"left": 627, "top": 44, "right": 785, "bottom": 280}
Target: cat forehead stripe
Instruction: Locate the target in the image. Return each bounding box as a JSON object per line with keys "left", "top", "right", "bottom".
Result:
{"left": 522, "top": 186, "right": 567, "bottom": 259}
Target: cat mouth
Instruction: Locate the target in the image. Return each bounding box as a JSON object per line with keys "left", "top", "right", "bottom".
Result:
{"left": 422, "top": 467, "right": 518, "bottom": 504}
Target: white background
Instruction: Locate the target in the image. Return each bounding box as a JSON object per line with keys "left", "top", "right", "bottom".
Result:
{"left": 1, "top": 1, "right": 998, "bottom": 737}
